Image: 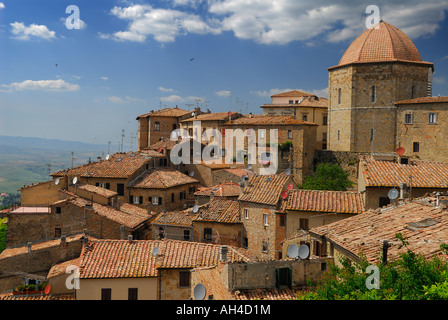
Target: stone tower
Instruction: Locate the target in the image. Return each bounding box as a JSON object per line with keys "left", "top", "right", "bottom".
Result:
{"left": 327, "top": 21, "right": 434, "bottom": 154}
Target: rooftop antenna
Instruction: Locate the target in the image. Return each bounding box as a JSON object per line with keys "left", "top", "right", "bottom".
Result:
{"left": 71, "top": 152, "right": 76, "bottom": 169}
{"left": 186, "top": 103, "right": 194, "bottom": 111}
{"left": 121, "top": 129, "right": 125, "bottom": 153}
{"left": 108, "top": 141, "right": 111, "bottom": 155}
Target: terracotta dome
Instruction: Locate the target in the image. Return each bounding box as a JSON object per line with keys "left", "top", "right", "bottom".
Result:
{"left": 338, "top": 21, "right": 422, "bottom": 66}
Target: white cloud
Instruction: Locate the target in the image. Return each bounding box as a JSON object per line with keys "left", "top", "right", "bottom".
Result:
{"left": 101, "top": 76, "right": 109, "bottom": 81}
{"left": 158, "top": 86, "right": 175, "bottom": 92}
{"left": 10, "top": 22, "right": 56, "bottom": 41}
{"left": 160, "top": 95, "right": 186, "bottom": 103}
{"left": 215, "top": 90, "right": 231, "bottom": 97}
{"left": 1, "top": 79, "right": 79, "bottom": 92}
{"left": 108, "top": 95, "right": 143, "bottom": 103}
{"left": 0, "top": 3, "right": 5, "bottom": 9}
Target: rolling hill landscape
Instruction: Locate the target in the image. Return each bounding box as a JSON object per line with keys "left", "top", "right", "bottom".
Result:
{"left": 0, "top": 135, "right": 111, "bottom": 196}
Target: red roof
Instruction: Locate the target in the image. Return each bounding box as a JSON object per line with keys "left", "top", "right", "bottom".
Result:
{"left": 394, "top": 96, "right": 448, "bottom": 105}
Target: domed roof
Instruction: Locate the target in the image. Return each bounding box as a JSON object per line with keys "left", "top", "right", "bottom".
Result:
{"left": 337, "top": 21, "right": 423, "bottom": 67}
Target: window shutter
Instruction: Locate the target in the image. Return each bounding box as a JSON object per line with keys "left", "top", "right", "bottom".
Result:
{"left": 95, "top": 182, "right": 100, "bottom": 187}
{"left": 105, "top": 183, "right": 110, "bottom": 189}
{"left": 275, "top": 269, "right": 280, "bottom": 289}
{"left": 139, "top": 196, "right": 143, "bottom": 204}
{"left": 129, "top": 196, "right": 133, "bottom": 204}
{"left": 148, "top": 196, "right": 152, "bottom": 202}
{"left": 159, "top": 197, "right": 162, "bottom": 205}
{"left": 287, "top": 268, "right": 292, "bottom": 289}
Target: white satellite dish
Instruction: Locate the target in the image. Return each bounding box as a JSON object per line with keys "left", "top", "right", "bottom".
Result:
{"left": 72, "top": 177, "right": 78, "bottom": 185}
{"left": 54, "top": 178, "right": 60, "bottom": 186}
{"left": 193, "top": 283, "right": 206, "bottom": 300}
{"left": 152, "top": 247, "right": 159, "bottom": 256}
{"left": 285, "top": 168, "right": 291, "bottom": 176}
{"left": 189, "top": 170, "right": 195, "bottom": 177}
{"left": 192, "top": 205, "right": 199, "bottom": 213}
{"left": 388, "top": 188, "right": 399, "bottom": 200}
{"left": 298, "top": 244, "right": 310, "bottom": 260}
{"left": 105, "top": 154, "right": 110, "bottom": 160}
{"left": 287, "top": 244, "right": 299, "bottom": 259}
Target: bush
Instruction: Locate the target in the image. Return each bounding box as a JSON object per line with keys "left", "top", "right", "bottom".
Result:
{"left": 300, "top": 163, "right": 353, "bottom": 191}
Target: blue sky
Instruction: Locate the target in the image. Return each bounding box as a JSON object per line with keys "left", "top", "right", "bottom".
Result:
{"left": 0, "top": 0, "right": 448, "bottom": 149}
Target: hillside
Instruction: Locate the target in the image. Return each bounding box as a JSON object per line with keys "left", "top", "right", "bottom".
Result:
{"left": 0, "top": 135, "right": 110, "bottom": 195}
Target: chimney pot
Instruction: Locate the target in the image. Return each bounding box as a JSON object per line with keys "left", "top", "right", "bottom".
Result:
{"left": 128, "top": 235, "right": 133, "bottom": 243}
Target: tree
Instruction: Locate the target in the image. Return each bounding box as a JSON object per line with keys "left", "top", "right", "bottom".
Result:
{"left": 300, "top": 163, "right": 353, "bottom": 191}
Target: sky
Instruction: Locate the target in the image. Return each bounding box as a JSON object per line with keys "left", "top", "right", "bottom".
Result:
{"left": 0, "top": 0, "right": 448, "bottom": 149}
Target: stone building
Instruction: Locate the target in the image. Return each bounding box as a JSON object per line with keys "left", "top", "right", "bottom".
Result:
{"left": 149, "top": 208, "right": 197, "bottom": 241}
{"left": 395, "top": 96, "right": 448, "bottom": 162}
{"left": 261, "top": 90, "right": 329, "bottom": 150}
{"left": 327, "top": 21, "right": 434, "bottom": 155}
{"left": 194, "top": 182, "right": 241, "bottom": 205}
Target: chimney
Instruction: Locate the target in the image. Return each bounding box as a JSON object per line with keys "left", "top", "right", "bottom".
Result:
{"left": 120, "top": 225, "right": 126, "bottom": 240}
{"left": 399, "top": 183, "right": 407, "bottom": 199}
{"left": 128, "top": 235, "right": 133, "bottom": 243}
{"left": 27, "top": 242, "right": 32, "bottom": 253}
{"left": 82, "top": 236, "right": 88, "bottom": 247}
{"left": 220, "top": 245, "right": 228, "bottom": 262}
{"left": 436, "top": 192, "right": 441, "bottom": 208}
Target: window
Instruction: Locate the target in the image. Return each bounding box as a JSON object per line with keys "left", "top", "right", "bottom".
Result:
{"left": 189, "top": 186, "right": 195, "bottom": 194}
{"left": 158, "top": 227, "right": 165, "bottom": 239}
{"left": 55, "top": 207, "right": 62, "bottom": 214}
{"left": 101, "top": 288, "right": 112, "bottom": 300}
{"left": 117, "top": 183, "right": 125, "bottom": 196}
{"left": 337, "top": 129, "right": 341, "bottom": 141}
{"left": 133, "top": 196, "right": 141, "bottom": 204}
{"left": 204, "top": 228, "right": 212, "bottom": 241}
{"left": 154, "top": 122, "right": 160, "bottom": 131}
{"left": 259, "top": 129, "right": 266, "bottom": 139}
{"left": 302, "top": 114, "right": 308, "bottom": 121}
{"left": 262, "top": 241, "right": 268, "bottom": 252}
{"left": 338, "top": 88, "right": 341, "bottom": 105}
{"left": 128, "top": 288, "right": 138, "bottom": 300}
{"left": 183, "top": 230, "right": 190, "bottom": 241}
{"left": 400, "top": 157, "right": 409, "bottom": 164}
{"left": 429, "top": 112, "right": 437, "bottom": 124}
{"left": 371, "top": 85, "right": 376, "bottom": 103}
{"left": 180, "top": 191, "right": 186, "bottom": 200}
{"left": 411, "top": 86, "right": 416, "bottom": 99}
{"left": 370, "top": 128, "right": 374, "bottom": 142}
{"left": 54, "top": 228, "right": 62, "bottom": 238}
{"left": 179, "top": 271, "right": 190, "bottom": 287}
{"left": 299, "top": 218, "right": 309, "bottom": 230}
{"left": 404, "top": 113, "right": 413, "bottom": 124}
{"left": 276, "top": 268, "right": 292, "bottom": 288}
{"left": 322, "top": 132, "right": 327, "bottom": 142}
{"left": 322, "top": 115, "right": 328, "bottom": 125}
{"left": 279, "top": 215, "right": 286, "bottom": 227}
{"left": 288, "top": 130, "right": 292, "bottom": 139}
{"left": 171, "top": 193, "right": 175, "bottom": 203}
{"left": 263, "top": 214, "right": 269, "bottom": 226}
{"left": 379, "top": 197, "right": 391, "bottom": 208}
{"left": 413, "top": 142, "right": 420, "bottom": 153}
{"left": 244, "top": 208, "right": 249, "bottom": 220}
{"left": 313, "top": 240, "right": 322, "bottom": 257}
{"left": 243, "top": 237, "right": 248, "bottom": 248}
{"left": 289, "top": 100, "right": 293, "bottom": 104}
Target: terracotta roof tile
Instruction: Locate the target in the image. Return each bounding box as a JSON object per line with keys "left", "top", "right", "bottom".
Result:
{"left": 238, "top": 174, "right": 290, "bottom": 206}
{"left": 78, "top": 239, "right": 255, "bottom": 278}
{"left": 360, "top": 158, "right": 448, "bottom": 188}
{"left": 128, "top": 168, "right": 198, "bottom": 189}
{"left": 47, "top": 258, "right": 80, "bottom": 279}
{"left": 310, "top": 197, "right": 448, "bottom": 263}
{"left": 394, "top": 96, "right": 448, "bottom": 105}
{"left": 195, "top": 183, "right": 241, "bottom": 197}
{"left": 286, "top": 189, "right": 365, "bottom": 214}
{"left": 337, "top": 21, "right": 427, "bottom": 67}
{"left": 232, "top": 287, "right": 303, "bottom": 300}
{"left": 152, "top": 210, "right": 198, "bottom": 227}
{"left": 136, "top": 107, "right": 191, "bottom": 119}
{"left": 271, "top": 90, "right": 314, "bottom": 98}
{"left": 0, "top": 293, "right": 75, "bottom": 300}
{"left": 51, "top": 151, "right": 163, "bottom": 179}
{"left": 193, "top": 198, "right": 241, "bottom": 224}
{"left": 181, "top": 112, "right": 241, "bottom": 122}
{"left": 226, "top": 115, "right": 318, "bottom": 126}
{"left": 77, "top": 183, "right": 118, "bottom": 198}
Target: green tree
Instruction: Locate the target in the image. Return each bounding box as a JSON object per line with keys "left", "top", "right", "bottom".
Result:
{"left": 300, "top": 163, "right": 353, "bottom": 191}
{"left": 0, "top": 219, "right": 6, "bottom": 253}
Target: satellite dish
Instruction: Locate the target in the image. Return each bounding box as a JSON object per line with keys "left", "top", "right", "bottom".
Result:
{"left": 241, "top": 175, "right": 248, "bottom": 182}
{"left": 192, "top": 205, "right": 199, "bottom": 213}
{"left": 396, "top": 147, "right": 405, "bottom": 156}
{"left": 72, "top": 177, "right": 78, "bottom": 185}
{"left": 287, "top": 183, "right": 294, "bottom": 190}
{"left": 55, "top": 178, "right": 60, "bottom": 186}
{"left": 105, "top": 154, "right": 110, "bottom": 160}
{"left": 281, "top": 190, "right": 289, "bottom": 199}
{"left": 193, "top": 283, "right": 206, "bottom": 300}
{"left": 43, "top": 284, "right": 51, "bottom": 295}
{"left": 247, "top": 164, "right": 253, "bottom": 170}
{"left": 298, "top": 244, "right": 310, "bottom": 260}
{"left": 388, "top": 188, "right": 399, "bottom": 200}
{"left": 152, "top": 247, "right": 159, "bottom": 256}
{"left": 157, "top": 147, "right": 163, "bottom": 153}
{"left": 287, "top": 244, "right": 299, "bottom": 259}
{"left": 189, "top": 170, "right": 195, "bottom": 177}
{"left": 285, "top": 168, "right": 291, "bottom": 176}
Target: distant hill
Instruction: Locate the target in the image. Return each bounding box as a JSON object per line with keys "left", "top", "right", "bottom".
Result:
{"left": 0, "top": 135, "right": 113, "bottom": 195}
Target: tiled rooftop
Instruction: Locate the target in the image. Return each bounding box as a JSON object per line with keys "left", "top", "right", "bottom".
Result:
{"left": 238, "top": 174, "right": 290, "bottom": 206}
{"left": 78, "top": 239, "right": 254, "bottom": 279}
{"left": 232, "top": 287, "right": 303, "bottom": 300}
{"left": 226, "top": 115, "right": 318, "bottom": 126}
{"left": 136, "top": 107, "right": 191, "bottom": 119}
{"left": 193, "top": 198, "right": 241, "bottom": 224}
{"left": 76, "top": 183, "right": 118, "bottom": 198}
{"left": 394, "top": 96, "right": 448, "bottom": 105}
{"left": 51, "top": 151, "right": 163, "bottom": 179}
{"left": 181, "top": 112, "right": 241, "bottom": 122}
{"left": 195, "top": 182, "right": 241, "bottom": 197}
{"left": 310, "top": 196, "right": 448, "bottom": 263}
{"left": 270, "top": 90, "right": 314, "bottom": 98}
{"left": 47, "top": 258, "right": 80, "bottom": 279}
{"left": 152, "top": 209, "right": 198, "bottom": 227}
{"left": 128, "top": 167, "right": 199, "bottom": 189}
{"left": 0, "top": 293, "right": 75, "bottom": 300}
{"left": 285, "top": 189, "right": 365, "bottom": 214}
{"left": 360, "top": 158, "right": 448, "bottom": 188}
{"left": 336, "top": 21, "right": 429, "bottom": 68}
